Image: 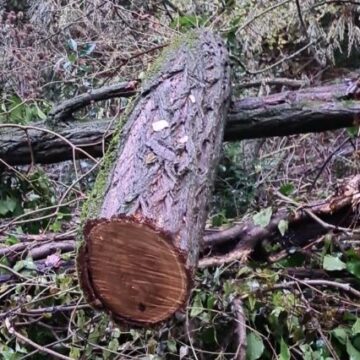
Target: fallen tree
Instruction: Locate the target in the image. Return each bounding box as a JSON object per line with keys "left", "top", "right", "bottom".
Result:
{"left": 2, "top": 29, "right": 360, "bottom": 329}
{"left": 77, "top": 30, "right": 231, "bottom": 326}
{"left": 1, "top": 79, "right": 360, "bottom": 165}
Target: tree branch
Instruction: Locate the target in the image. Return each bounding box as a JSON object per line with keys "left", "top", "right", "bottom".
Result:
{"left": 1, "top": 80, "right": 360, "bottom": 165}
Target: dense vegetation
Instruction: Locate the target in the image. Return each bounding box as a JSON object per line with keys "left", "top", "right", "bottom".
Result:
{"left": 1, "top": 1, "right": 360, "bottom": 359}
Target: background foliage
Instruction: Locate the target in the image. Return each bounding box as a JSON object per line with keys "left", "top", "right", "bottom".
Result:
{"left": 1, "top": 0, "right": 360, "bottom": 359}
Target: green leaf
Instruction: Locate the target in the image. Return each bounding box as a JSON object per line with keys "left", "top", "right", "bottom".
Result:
{"left": 69, "top": 347, "right": 81, "bottom": 359}
{"left": 13, "top": 257, "right": 37, "bottom": 272}
{"left": 246, "top": 332, "right": 264, "bottom": 360}
{"left": 67, "top": 53, "right": 77, "bottom": 63}
{"left": 279, "top": 338, "right": 290, "bottom": 360}
{"left": 35, "top": 103, "right": 47, "bottom": 120}
{"left": 190, "top": 293, "right": 203, "bottom": 317}
{"left": 347, "top": 260, "right": 360, "bottom": 279}
{"left": 332, "top": 327, "right": 349, "bottom": 345}
{"left": 352, "top": 318, "right": 360, "bottom": 335}
{"left": 0, "top": 201, "right": 9, "bottom": 215}
{"left": 279, "top": 183, "right": 294, "bottom": 196}
{"left": 323, "top": 255, "right": 346, "bottom": 271}
{"left": 167, "top": 339, "right": 177, "bottom": 353}
{"left": 0, "top": 345, "right": 22, "bottom": 360}
{"left": 253, "top": 207, "right": 272, "bottom": 228}
{"left": 5, "top": 235, "right": 19, "bottom": 246}
{"left": 278, "top": 219, "right": 289, "bottom": 236}
{"left": 5, "top": 196, "right": 17, "bottom": 212}
{"left": 347, "top": 126, "right": 359, "bottom": 138}
{"left": 68, "top": 38, "right": 78, "bottom": 51}
{"left": 108, "top": 338, "right": 119, "bottom": 352}
{"left": 0, "top": 196, "right": 18, "bottom": 215}
{"left": 112, "top": 328, "right": 121, "bottom": 338}
{"left": 170, "top": 15, "right": 205, "bottom": 30}
{"left": 346, "top": 338, "right": 360, "bottom": 360}
{"left": 206, "top": 294, "right": 216, "bottom": 310}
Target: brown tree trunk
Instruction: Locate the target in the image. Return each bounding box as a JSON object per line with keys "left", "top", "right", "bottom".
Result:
{"left": 77, "top": 30, "right": 231, "bottom": 326}
{"left": 1, "top": 81, "right": 359, "bottom": 166}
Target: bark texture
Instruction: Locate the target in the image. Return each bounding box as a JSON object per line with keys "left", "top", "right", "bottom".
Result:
{"left": 1, "top": 82, "right": 359, "bottom": 165}
{"left": 226, "top": 82, "right": 360, "bottom": 140}
{"left": 0, "top": 121, "right": 112, "bottom": 165}
{"left": 77, "top": 30, "right": 231, "bottom": 325}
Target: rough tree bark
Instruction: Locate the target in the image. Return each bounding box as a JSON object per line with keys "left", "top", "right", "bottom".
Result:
{"left": 227, "top": 81, "right": 360, "bottom": 140}
{"left": 77, "top": 30, "right": 231, "bottom": 325}
{"left": 1, "top": 81, "right": 360, "bottom": 166}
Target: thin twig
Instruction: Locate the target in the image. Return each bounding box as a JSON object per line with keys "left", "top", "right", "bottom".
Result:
{"left": 295, "top": 0, "right": 309, "bottom": 40}
{"left": 235, "top": 0, "right": 291, "bottom": 35}
{"left": 237, "top": 77, "right": 307, "bottom": 89}
{"left": 232, "top": 40, "right": 317, "bottom": 75}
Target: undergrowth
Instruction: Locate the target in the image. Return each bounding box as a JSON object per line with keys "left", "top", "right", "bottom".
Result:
{"left": 1, "top": 1, "right": 360, "bottom": 359}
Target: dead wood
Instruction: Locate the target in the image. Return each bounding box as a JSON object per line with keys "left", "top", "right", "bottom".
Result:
{"left": 233, "top": 298, "right": 247, "bottom": 360}
{"left": 47, "top": 81, "right": 138, "bottom": 124}
{"left": 77, "top": 30, "right": 231, "bottom": 326}
{"left": 200, "top": 175, "right": 360, "bottom": 268}
{"left": 1, "top": 80, "right": 360, "bottom": 165}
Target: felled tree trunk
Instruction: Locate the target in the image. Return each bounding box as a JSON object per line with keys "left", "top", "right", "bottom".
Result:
{"left": 77, "top": 30, "right": 231, "bottom": 326}
{"left": 1, "top": 81, "right": 359, "bottom": 165}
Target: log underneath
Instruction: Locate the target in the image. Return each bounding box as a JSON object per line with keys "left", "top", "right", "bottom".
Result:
{"left": 1, "top": 81, "right": 360, "bottom": 165}
{"left": 77, "top": 30, "right": 231, "bottom": 325}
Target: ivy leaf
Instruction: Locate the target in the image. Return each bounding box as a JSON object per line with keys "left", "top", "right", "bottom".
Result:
{"left": 35, "top": 103, "right": 47, "bottom": 120}
{"left": 167, "top": 339, "right": 177, "bottom": 353}
{"left": 352, "top": 318, "right": 360, "bottom": 336}
{"left": 190, "top": 293, "right": 203, "bottom": 317}
{"left": 253, "top": 207, "right": 272, "bottom": 228}
{"left": 278, "top": 219, "right": 289, "bottom": 236}
{"left": 332, "top": 327, "right": 349, "bottom": 345}
{"left": 279, "top": 338, "right": 290, "bottom": 360}
{"left": 346, "top": 338, "right": 360, "bottom": 360}
{"left": 246, "top": 332, "right": 264, "bottom": 360}
{"left": 13, "top": 257, "right": 37, "bottom": 272}
{"left": 323, "top": 255, "right": 346, "bottom": 271}
{"left": 4, "top": 235, "right": 19, "bottom": 246}
{"left": 69, "top": 347, "right": 81, "bottom": 359}
{"left": 347, "top": 260, "right": 360, "bottom": 279}
{"left": 0, "top": 196, "right": 18, "bottom": 215}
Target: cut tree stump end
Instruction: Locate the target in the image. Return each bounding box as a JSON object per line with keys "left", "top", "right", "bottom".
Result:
{"left": 79, "top": 218, "right": 190, "bottom": 325}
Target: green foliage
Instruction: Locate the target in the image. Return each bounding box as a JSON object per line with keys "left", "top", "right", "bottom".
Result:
{"left": 246, "top": 332, "right": 264, "bottom": 360}
{"left": 170, "top": 15, "right": 207, "bottom": 31}
{"left": 1, "top": 1, "right": 360, "bottom": 359}
{"left": 252, "top": 207, "right": 272, "bottom": 228}
{"left": 0, "top": 96, "right": 50, "bottom": 124}
{"left": 323, "top": 254, "right": 347, "bottom": 271}
{"left": 212, "top": 143, "right": 255, "bottom": 223}
{"left": 0, "top": 169, "right": 56, "bottom": 232}
{"left": 279, "top": 183, "right": 294, "bottom": 196}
